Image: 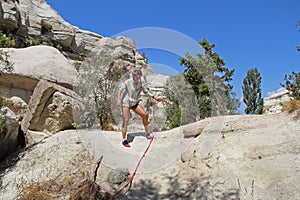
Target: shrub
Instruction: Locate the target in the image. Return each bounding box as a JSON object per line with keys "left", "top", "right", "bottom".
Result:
{"left": 0, "top": 49, "right": 14, "bottom": 74}
{"left": 0, "top": 31, "right": 15, "bottom": 48}
{"left": 41, "top": 19, "right": 52, "bottom": 34}
{"left": 0, "top": 117, "right": 6, "bottom": 134}
{"left": 281, "top": 71, "right": 300, "bottom": 100}
{"left": 0, "top": 97, "right": 5, "bottom": 134}
{"left": 282, "top": 99, "right": 300, "bottom": 113}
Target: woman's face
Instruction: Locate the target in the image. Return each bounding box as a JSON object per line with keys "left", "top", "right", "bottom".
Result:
{"left": 133, "top": 74, "right": 141, "bottom": 82}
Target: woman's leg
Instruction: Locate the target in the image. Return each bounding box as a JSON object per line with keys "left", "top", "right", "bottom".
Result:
{"left": 122, "top": 106, "right": 130, "bottom": 139}
{"left": 132, "top": 105, "right": 149, "bottom": 132}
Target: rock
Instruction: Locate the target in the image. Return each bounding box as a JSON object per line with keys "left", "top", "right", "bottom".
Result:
{"left": 107, "top": 168, "right": 130, "bottom": 190}
{"left": 264, "top": 89, "right": 292, "bottom": 114}
{"left": 0, "top": 45, "right": 79, "bottom": 103}
{"left": 0, "top": 0, "right": 149, "bottom": 67}
{"left": 0, "top": 113, "right": 300, "bottom": 199}
{"left": 0, "top": 130, "right": 93, "bottom": 200}
{"left": 21, "top": 79, "right": 84, "bottom": 138}
{"left": 4, "top": 45, "right": 78, "bottom": 86}
{"left": 0, "top": 106, "right": 20, "bottom": 161}
{"left": 181, "top": 119, "right": 210, "bottom": 138}
{"left": 5, "top": 96, "right": 28, "bottom": 119}
{"left": 0, "top": 0, "right": 20, "bottom": 31}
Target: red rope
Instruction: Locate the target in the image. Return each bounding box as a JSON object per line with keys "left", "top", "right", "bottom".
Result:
{"left": 110, "top": 99, "right": 198, "bottom": 199}
{"left": 110, "top": 103, "right": 157, "bottom": 200}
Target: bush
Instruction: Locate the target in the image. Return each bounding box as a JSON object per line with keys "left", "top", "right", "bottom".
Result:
{"left": 162, "top": 74, "right": 199, "bottom": 130}
{"left": 0, "top": 117, "right": 6, "bottom": 134}
{"left": 282, "top": 99, "right": 300, "bottom": 113}
{"left": 281, "top": 71, "right": 300, "bottom": 100}
{"left": 0, "top": 49, "right": 14, "bottom": 74}
{"left": 0, "top": 31, "right": 15, "bottom": 48}
{"left": 0, "top": 97, "right": 5, "bottom": 134}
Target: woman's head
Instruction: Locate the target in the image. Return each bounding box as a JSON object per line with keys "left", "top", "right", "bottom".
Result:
{"left": 132, "top": 68, "right": 142, "bottom": 82}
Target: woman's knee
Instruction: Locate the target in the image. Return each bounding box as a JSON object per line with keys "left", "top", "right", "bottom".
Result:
{"left": 141, "top": 113, "right": 148, "bottom": 120}
{"left": 122, "top": 117, "right": 129, "bottom": 127}
{"left": 123, "top": 118, "right": 129, "bottom": 123}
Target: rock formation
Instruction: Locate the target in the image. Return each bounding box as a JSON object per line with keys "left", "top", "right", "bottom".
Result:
{"left": 0, "top": 112, "right": 299, "bottom": 199}
{"left": 264, "top": 89, "right": 292, "bottom": 114}
{"left": 0, "top": 0, "right": 153, "bottom": 161}
{"left": 0, "top": 1, "right": 299, "bottom": 199}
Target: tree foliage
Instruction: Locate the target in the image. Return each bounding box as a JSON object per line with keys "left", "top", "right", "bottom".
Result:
{"left": 179, "top": 38, "right": 238, "bottom": 118}
{"left": 162, "top": 74, "right": 199, "bottom": 129}
{"left": 283, "top": 22, "right": 300, "bottom": 100}
{"left": 0, "top": 31, "right": 15, "bottom": 48}
{"left": 76, "top": 55, "right": 127, "bottom": 129}
{"left": 281, "top": 71, "right": 300, "bottom": 100}
{"left": 242, "top": 67, "right": 264, "bottom": 114}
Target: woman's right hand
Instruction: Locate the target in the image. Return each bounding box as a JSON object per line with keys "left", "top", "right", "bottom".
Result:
{"left": 117, "top": 99, "right": 121, "bottom": 107}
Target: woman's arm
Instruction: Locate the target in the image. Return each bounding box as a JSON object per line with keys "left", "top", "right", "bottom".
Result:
{"left": 141, "top": 81, "right": 162, "bottom": 102}
{"left": 117, "top": 90, "right": 122, "bottom": 106}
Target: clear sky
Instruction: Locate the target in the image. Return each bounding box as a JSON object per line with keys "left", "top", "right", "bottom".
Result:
{"left": 45, "top": 0, "right": 299, "bottom": 101}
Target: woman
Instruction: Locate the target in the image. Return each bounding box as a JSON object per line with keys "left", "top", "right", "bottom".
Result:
{"left": 117, "top": 68, "right": 162, "bottom": 147}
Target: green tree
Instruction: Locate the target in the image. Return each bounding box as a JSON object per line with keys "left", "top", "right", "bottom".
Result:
{"left": 242, "top": 67, "right": 264, "bottom": 114}
{"left": 281, "top": 71, "right": 300, "bottom": 100}
{"left": 76, "top": 55, "right": 127, "bottom": 129}
{"left": 163, "top": 74, "right": 199, "bottom": 129}
{"left": 180, "top": 38, "right": 238, "bottom": 118}
{"left": 283, "top": 22, "right": 300, "bottom": 100}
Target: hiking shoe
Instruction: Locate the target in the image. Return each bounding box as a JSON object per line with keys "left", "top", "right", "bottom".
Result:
{"left": 122, "top": 140, "right": 130, "bottom": 147}
{"left": 146, "top": 132, "right": 153, "bottom": 140}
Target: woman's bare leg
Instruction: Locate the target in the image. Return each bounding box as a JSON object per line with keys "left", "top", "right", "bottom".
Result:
{"left": 122, "top": 106, "right": 130, "bottom": 139}
{"left": 132, "top": 105, "right": 149, "bottom": 132}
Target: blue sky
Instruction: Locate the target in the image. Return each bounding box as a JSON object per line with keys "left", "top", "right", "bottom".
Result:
{"left": 45, "top": 0, "right": 299, "bottom": 101}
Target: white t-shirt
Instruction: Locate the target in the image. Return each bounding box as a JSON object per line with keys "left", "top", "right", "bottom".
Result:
{"left": 119, "top": 79, "right": 153, "bottom": 107}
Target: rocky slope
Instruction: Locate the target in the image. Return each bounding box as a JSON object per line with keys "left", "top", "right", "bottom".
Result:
{"left": 0, "top": 111, "right": 299, "bottom": 199}
{"left": 0, "top": 0, "right": 155, "bottom": 162}
{"left": 1, "top": 1, "right": 299, "bottom": 199}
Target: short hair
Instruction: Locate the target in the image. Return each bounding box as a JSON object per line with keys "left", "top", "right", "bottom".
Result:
{"left": 132, "top": 68, "right": 142, "bottom": 77}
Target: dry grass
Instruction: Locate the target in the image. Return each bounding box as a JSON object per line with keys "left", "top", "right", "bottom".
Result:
{"left": 282, "top": 99, "right": 300, "bottom": 113}
{"left": 16, "top": 178, "right": 111, "bottom": 200}
{"left": 16, "top": 178, "right": 53, "bottom": 200}
{"left": 282, "top": 99, "right": 300, "bottom": 120}
{"left": 70, "top": 179, "right": 111, "bottom": 200}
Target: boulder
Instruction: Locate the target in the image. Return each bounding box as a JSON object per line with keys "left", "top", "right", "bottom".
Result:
{"left": 21, "top": 80, "right": 84, "bottom": 139}
{"left": 0, "top": 106, "right": 20, "bottom": 161}
{"left": 264, "top": 89, "right": 292, "bottom": 114}
{"left": 107, "top": 168, "right": 130, "bottom": 190}
{"left": 181, "top": 119, "right": 210, "bottom": 138}
{"left": 0, "top": 45, "right": 79, "bottom": 103}
{"left": 0, "top": 0, "right": 20, "bottom": 31}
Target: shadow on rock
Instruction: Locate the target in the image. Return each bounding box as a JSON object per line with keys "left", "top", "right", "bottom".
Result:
{"left": 116, "top": 174, "right": 240, "bottom": 200}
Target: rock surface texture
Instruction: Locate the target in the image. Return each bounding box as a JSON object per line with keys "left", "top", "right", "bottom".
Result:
{"left": 0, "top": 112, "right": 299, "bottom": 199}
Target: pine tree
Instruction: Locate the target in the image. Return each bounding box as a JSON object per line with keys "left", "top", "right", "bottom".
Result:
{"left": 163, "top": 74, "right": 199, "bottom": 129}
{"left": 281, "top": 22, "right": 300, "bottom": 100}
{"left": 281, "top": 71, "right": 300, "bottom": 100}
{"left": 242, "top": 67, "right": 264, "bottom": 114}
{"left": 180, "top": 38, "right": 238, "bottom": 117}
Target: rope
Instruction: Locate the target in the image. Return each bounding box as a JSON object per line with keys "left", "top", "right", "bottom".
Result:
{"left": 110, "top": 98, "right": 198, "bottom": 199}
{"left": 110, "top": 103, "right": 157, "bottom": 200}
